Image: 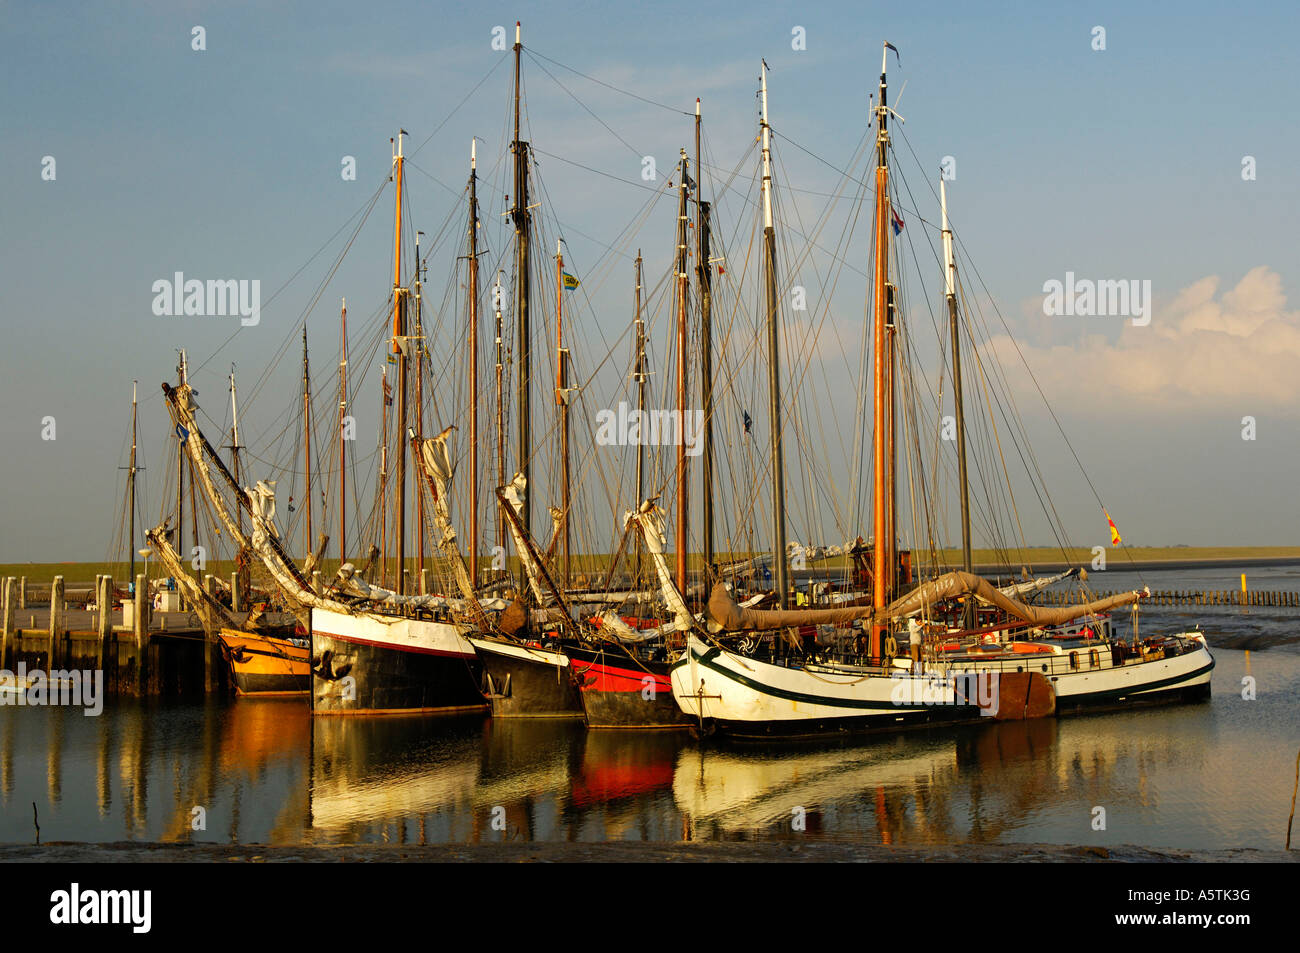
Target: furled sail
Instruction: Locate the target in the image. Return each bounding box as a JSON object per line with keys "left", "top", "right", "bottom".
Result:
{"left": 705, "top": 571, "right": 1145, "bottom": 633}
{"left": 627, "top": 501, "right": 694, "bottom": 632}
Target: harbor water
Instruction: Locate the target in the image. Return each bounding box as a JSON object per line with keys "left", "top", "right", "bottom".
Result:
{"left": 2, "top": 563, "right": 1297, "bottom": 851}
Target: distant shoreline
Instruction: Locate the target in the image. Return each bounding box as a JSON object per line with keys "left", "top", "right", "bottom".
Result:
{"left": 2, "top": 549, "right": 1299, "bottom": 586}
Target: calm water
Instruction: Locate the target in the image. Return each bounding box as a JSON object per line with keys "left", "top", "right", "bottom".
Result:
{"left": 2, "top": 564, "right": 1297, "bottom": 850}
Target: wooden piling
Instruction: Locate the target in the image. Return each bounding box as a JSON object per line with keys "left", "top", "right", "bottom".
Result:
{"left": 18, "top": 576, "right": 26, "bottom": 610}
{"left": 134, "top": 573, "right": 148, "bottom": 692}
{"left": 230, "top": 571, "right": 240, "bottom": 612}
{"left": 97, "top": 575, "right": 112, "bottom": 672}
{"left": 1, "top": 577, "right": 14, "bottom": 670}
{"left": 48, "top": 575, "right": 64, "bottom": 669}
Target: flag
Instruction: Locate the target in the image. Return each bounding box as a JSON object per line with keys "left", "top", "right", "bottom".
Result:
{"left": 885, "top": 41, "right": 900, "bottom": 66}
{"left": 175, "top": 423, "right": 189, "bottom": 443}
{"left": 891, "top": 206, "right": 905, "bottom": 236}
{"left": 1105, "top": 509, "right": 1122, "bottom": 546}
{"left": 562, "top": 272, "right": 580, "bottom": 291}
{"left": 382, "top": 378, "right": 393, "bottom": 406}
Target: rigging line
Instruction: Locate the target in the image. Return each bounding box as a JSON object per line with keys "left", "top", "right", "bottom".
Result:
{"left": 525, "top": 47, "right": 694, "bottom": 117}
{"left": 189, "top": 173, "right": 390, "bottom": 384}
{"left": 525, "top": 51, "right": 646, "bottom": 160}
{"left": 530, "top": 147, "right": 665, "bottom": 196}
{"left": 409, "top": 55, "right": 510, "bottom": 161}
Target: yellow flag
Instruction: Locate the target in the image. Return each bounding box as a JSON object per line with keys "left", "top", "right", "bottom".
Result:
{"left": 1104, "top": 509, "right": 1122, "bottom": 546}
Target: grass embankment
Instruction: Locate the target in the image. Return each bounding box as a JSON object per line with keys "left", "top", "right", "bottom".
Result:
{"left": 4, "top": 547, "right": 1299, "bottom": 585}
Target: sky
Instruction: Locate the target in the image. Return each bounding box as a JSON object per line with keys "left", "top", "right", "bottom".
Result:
{"left": 1, "top": 0, "right": 1298, "bottom": 563}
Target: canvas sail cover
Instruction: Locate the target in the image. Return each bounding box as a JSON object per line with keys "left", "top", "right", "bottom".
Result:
{"left": 705, "top": 571, "right": 1144, "bottom": 633}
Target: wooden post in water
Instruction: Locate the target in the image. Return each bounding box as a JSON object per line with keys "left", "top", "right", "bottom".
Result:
{"left": 1, "top": 577, "right": 14, "bottom": 670}
{"left": 420, "top": 568, "right": 428, "bottom": 597}
{"left": 97, "top": 575, "right": 112, "bottom": 673}
{"left": 18, "top": 577, "right": 26, "bottom": 611}
{"left": 230, "top": 571, "right": 240, "bottom": 612}
{"left": 134, "top": 573, "right": 148, "bottom": 692}
{"left": 48, "top": 575, "right": 64, "bottom": 669}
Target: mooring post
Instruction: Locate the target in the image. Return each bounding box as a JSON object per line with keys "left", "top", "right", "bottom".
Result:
{"left": 419, "top": 568, "right": 429, "bottom": 596}
{"left": 230, "top": 571, "right": 240, "bottom": 612}
{"left": 134, "top": 573, "right": 148, "bottom": 692}
{"left": 18, "top": 576, "right": 26, "bottom": 611}
{"left": 48, "top": 575, "right": 65, "bottom": 669}
{"left": 1, "top": 577, "right": 14, "bottom": 670}
{"left": 97, "top": 575, "right": 112, "bottom": 673}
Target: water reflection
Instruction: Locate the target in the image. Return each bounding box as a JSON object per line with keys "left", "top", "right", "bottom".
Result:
{"left": 0, "top": 642, "right": 1294, "bottom": 850}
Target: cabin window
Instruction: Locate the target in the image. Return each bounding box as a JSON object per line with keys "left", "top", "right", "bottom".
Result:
{"left": 1069, "top": 651, "right": 1078, "bottom": 670}
{"left": 1089, "top": 649, "right": 1100, "bottom": 668}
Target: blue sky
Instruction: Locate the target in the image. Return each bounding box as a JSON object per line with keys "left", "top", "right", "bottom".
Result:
{"left": 2, "top": 0, "right": 1297, "bottom": 562}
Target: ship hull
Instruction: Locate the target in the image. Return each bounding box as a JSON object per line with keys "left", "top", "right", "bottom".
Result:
{"left": 311, "top": 608, "right": 487, "bottom": 715}
{"left": 466, "top": 636, "right": 585, "bottom": 718}
{"left": 218, "top": 629, "right": 310, "bottom": 696}
{"left": 567, "top": 644, "right": 691, "bottom": 729}
{"left": 671, "top": 633, "right": 1214, "bottom": 741}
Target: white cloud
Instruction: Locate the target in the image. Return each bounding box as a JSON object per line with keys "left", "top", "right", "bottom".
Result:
{"left": 985, "top": 267, "right": 1300, "bottom": 410}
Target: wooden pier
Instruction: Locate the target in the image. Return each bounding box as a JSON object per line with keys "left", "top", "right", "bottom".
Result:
{"left": 1, "top": 574, "right": 228, "bottom": 696}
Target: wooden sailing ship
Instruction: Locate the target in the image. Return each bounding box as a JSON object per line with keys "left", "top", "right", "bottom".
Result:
{"left": 655, "top": 48, "right": 1214, "bottom": 740}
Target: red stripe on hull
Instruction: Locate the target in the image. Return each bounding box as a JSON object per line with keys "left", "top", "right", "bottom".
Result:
{"left": 572, "top": 659, "right": 671, "bottom": 694}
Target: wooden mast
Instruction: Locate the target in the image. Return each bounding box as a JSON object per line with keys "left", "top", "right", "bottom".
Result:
{"left": 128, "top": 381, "right": 138, "bottom": 586}
{"left": 467, "top": 139, "right": 481, "bottom": 586}
{"left": 695, "top": 99, "right": 715, "bottom": 591}
{"left": 494, "top": 269, "right": 506, "bottom": 566}
{"left": 870, "top": 44, "right": 895, "bottom": 658}
{"left": 175, "top": 350, "right": 186, "bottom": 553}
{"left": 338, "top": 298, "right": 348, "bottom": 565}
{"left": 759, "top": 61, "right": 788, "bottom": 608}
{"left": 556, "top": 239, "right": 571, "bottom": 588}
{"left": 942, "top": 177, "right": 974, "bottom": 624}
{"left": 414, "top": 228, "right": 425, "bottom": 591}
{"left": 510, "top": 21, "right": 533, "bottom": 560}
{"left": 227, "top": 368, "right": 246, "bottom": 604}
{"left": 674, "top": 148, "right": 690, "bottom": 598}
{"left": 391, "top": 129, "right": 407, "bottom": 596}
{"left": 378, "top": 364, "right": 389, "bottom": 584}
{"left": 301, "top": 323, "right": 312, "bottom": 560}
{"left": 633, "top": 252, "right": 646, "bottom": 581}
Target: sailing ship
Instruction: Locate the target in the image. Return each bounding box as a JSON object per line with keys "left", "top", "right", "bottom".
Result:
{"left": 654, "top": 49, "right": 1214, "bottom": 740}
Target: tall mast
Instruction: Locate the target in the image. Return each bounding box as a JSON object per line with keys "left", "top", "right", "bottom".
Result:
{"left": 227, "top": 368, "right": 245, "bottom": 604}
{"left": 870, "top": 44, "right": 896, "bottom": 657}
{"left": 941, "top": 178, "right": 974, "bottom": 596}
{"left": 175, "top": 350, "right": 187, "bottom": 551}
{"left": 759, "top": 62, "right": 788, "bottom": 608}
{"left": 467, "top": 140, "right": 481, "bottom": 586}
{"left": 696, "top": 99, "right": 715, "bottom": 591}
{"left": 633, "top": 252, "right": 646, "bottom": 581}
{"left": 391, "top": 129, "right": 407, "bottom": 596}
{"left": 128, "top": 381, "right": 138, "bottom": 585}
{"left": 556, "top": 238, "right": 571, "bottom": 588}
{"left": 301, "top": 323, "right": 312, "bottom": 559}
{"left": 414, "top": 228, "right": 425, "bottom": 590}
{"left": 378, "top": 364, "right": 389, "bottom": 584}
{"left": 494, "top": 269, "right": 506, "bottom": 564}
{"left": 338, "top": 299, "right": 348, "bottom": 565}
{"left": 674, "top": 148, "right": 690, "bottom": 597}
{"left": 510, "top": 21, "right": 533, "bottom": 559}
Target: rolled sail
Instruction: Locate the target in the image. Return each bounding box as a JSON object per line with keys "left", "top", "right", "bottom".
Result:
{"left": 706, "top": 571, "right": 1144, "bottom": 633}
